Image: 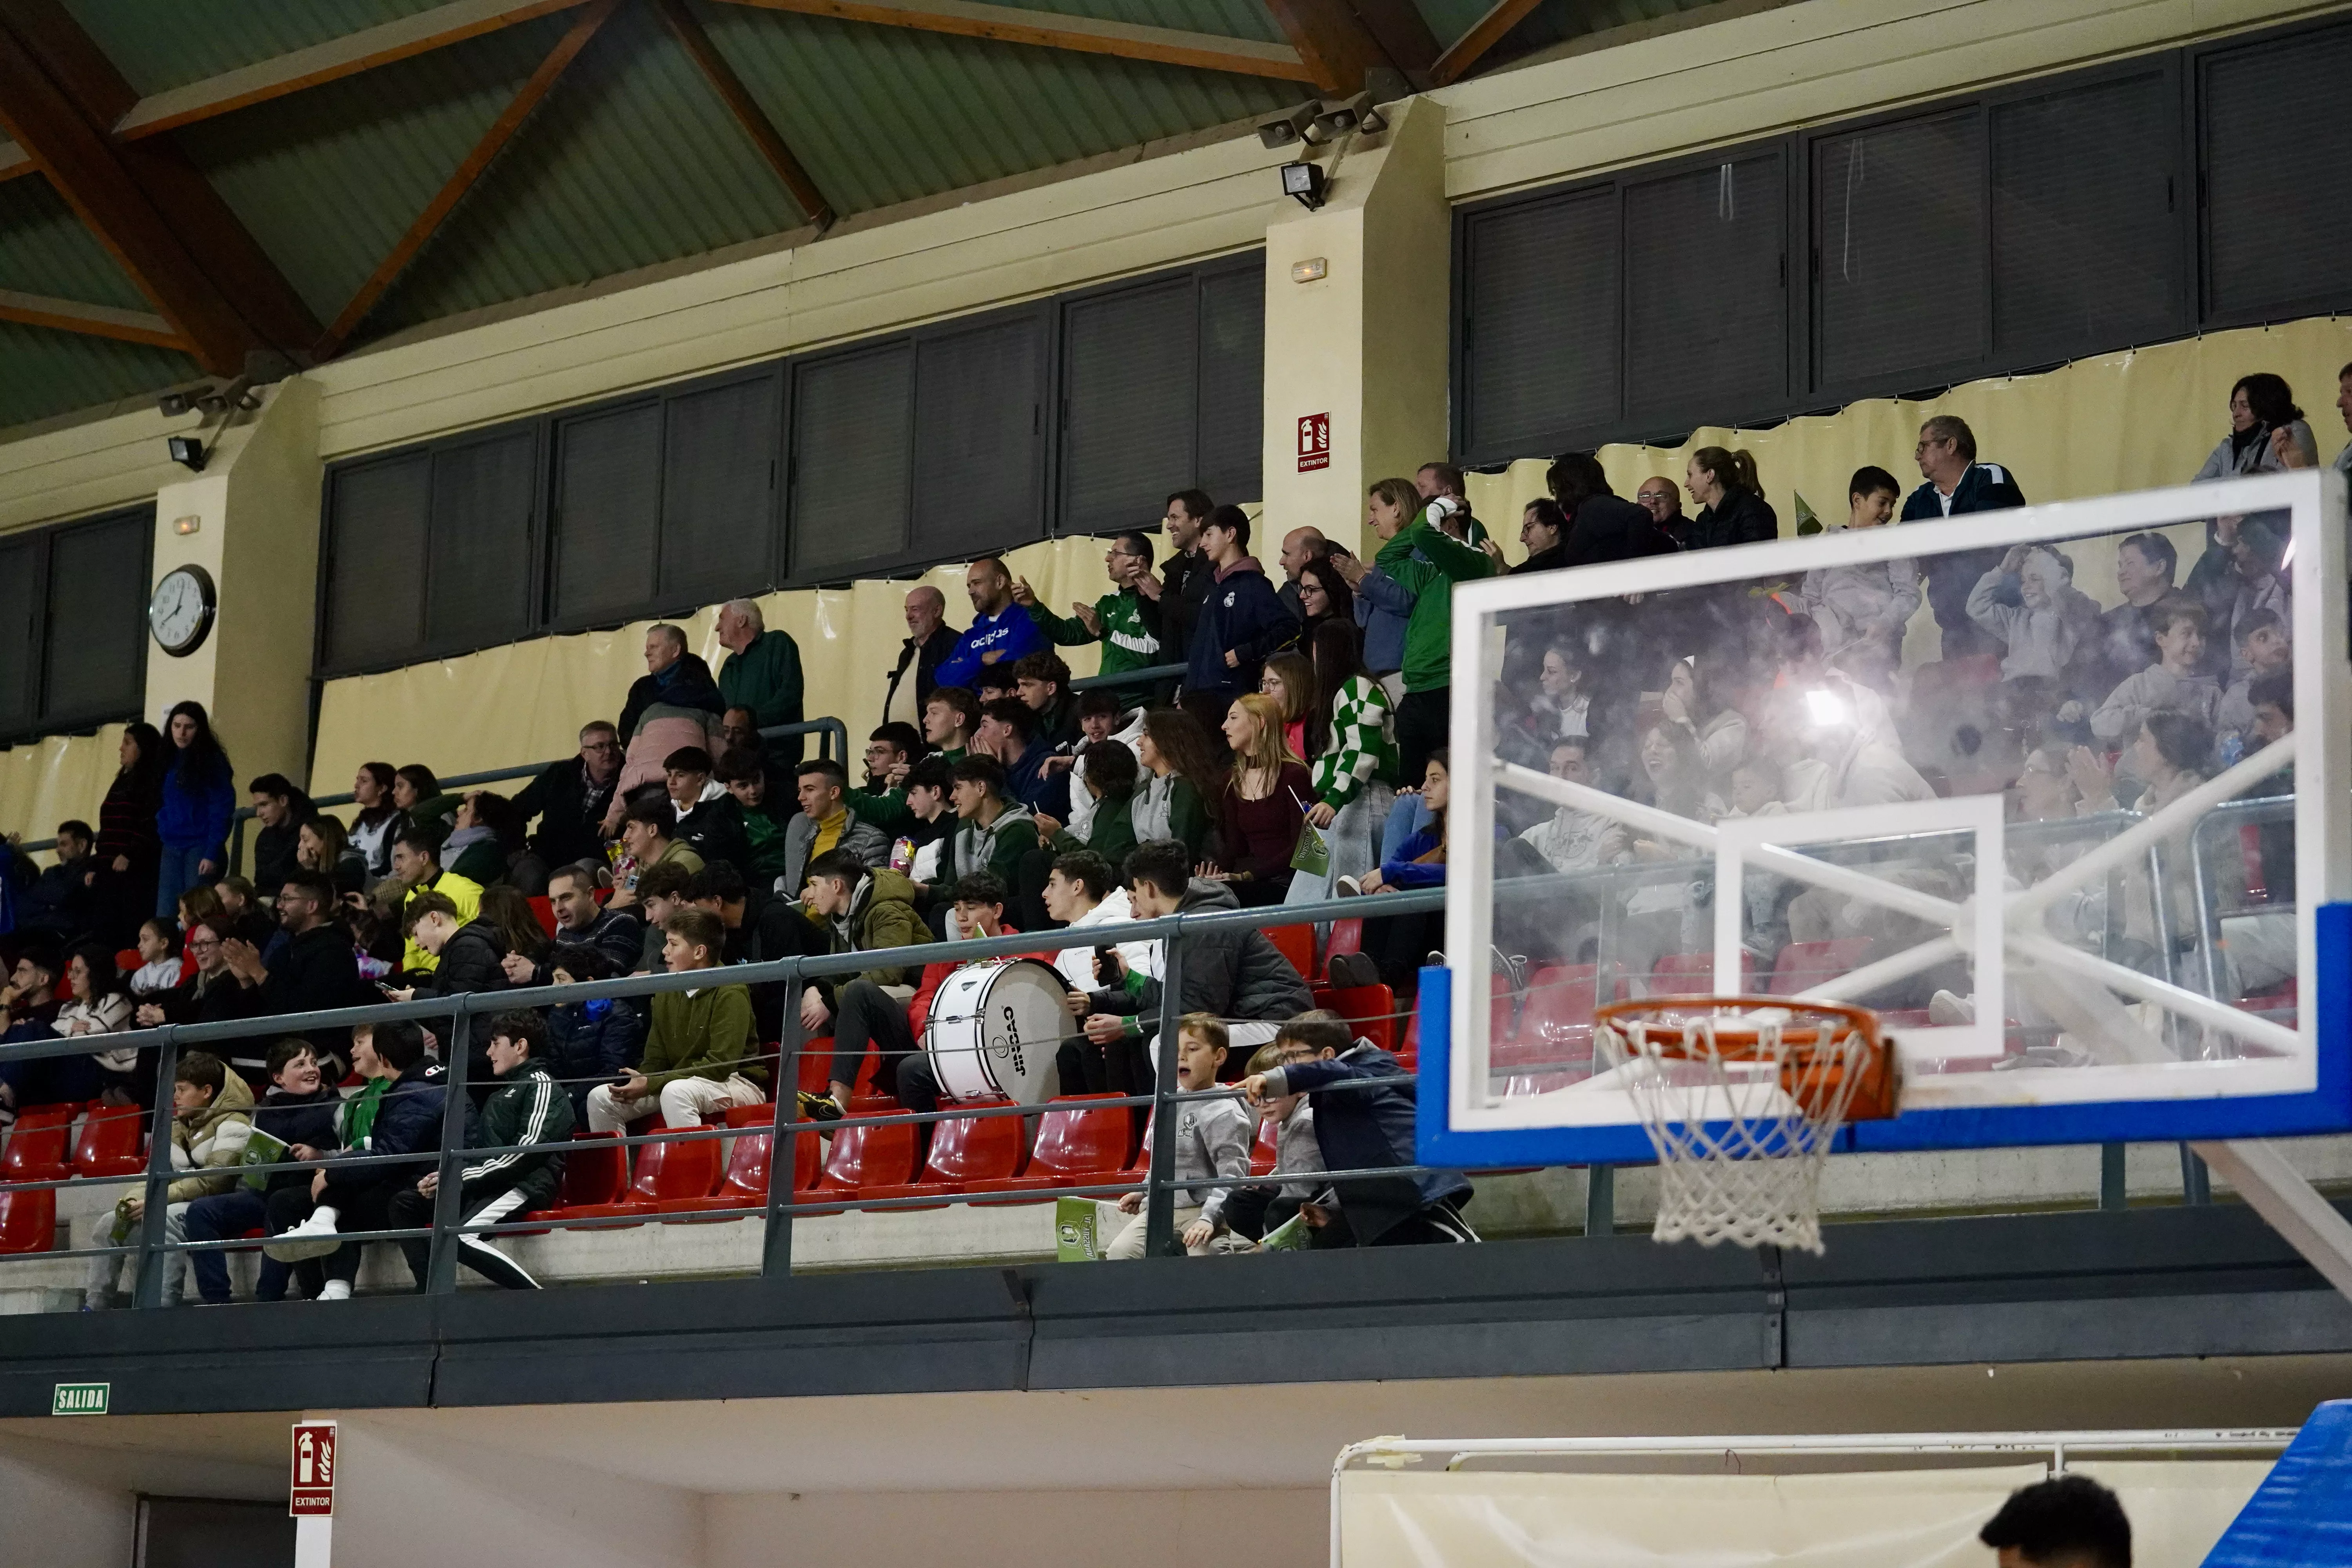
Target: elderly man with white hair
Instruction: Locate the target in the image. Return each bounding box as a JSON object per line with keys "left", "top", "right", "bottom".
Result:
{"left": 884, "top": 583, "right": 960, "bottom": 727}
{"left": 714, "top": 597, "right": 806, "bottom": 770}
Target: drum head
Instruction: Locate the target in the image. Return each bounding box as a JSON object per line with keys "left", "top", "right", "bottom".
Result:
{"left": 927, "top": 957, "right": 1069, "bottom": 1105}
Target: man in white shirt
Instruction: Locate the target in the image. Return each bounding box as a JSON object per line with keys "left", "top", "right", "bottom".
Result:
{"left": 1045, "top": 850, "right": 1158, "bottom": 1094}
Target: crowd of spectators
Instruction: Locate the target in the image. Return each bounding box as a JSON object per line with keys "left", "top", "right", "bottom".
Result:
{"left": 2, "top": 359, "right": 2344, "bottom": 1298}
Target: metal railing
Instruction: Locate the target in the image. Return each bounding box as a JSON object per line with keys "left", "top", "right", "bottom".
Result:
{"left": 0, "top": 886, "right": 1446, "bottom": 1304}
{"left": 1066, "top": 661, "right": 1183, "bottom": 694}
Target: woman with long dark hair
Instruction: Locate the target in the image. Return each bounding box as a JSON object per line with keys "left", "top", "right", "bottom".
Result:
{"left": 92, "top": 721, "right": 165, "bottom": 943}
{"left": 1074, "top": 738, "right": 1140, "bottom": 867}
{"left": 2195, "top": 373, "right": 2317, "bottom": 480}
{"left": 1295, "top": 555, "right": 1355, "bottom": 644}
{"left": 1287, "top": 619, "right": 1397, "bottom": 907}
{"left": 1130, "top": 707, "right": 1226, "bottom": 862}
{"left": 348, "top": 762, "right": 402, "bottom": 882}
{"left": 155, "top": 702, "right": 233, "bottom": 918}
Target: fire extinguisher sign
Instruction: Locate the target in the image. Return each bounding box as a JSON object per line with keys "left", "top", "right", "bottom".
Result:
{"left": 290, "top": 1421, "right": 338, "bottom": 1516}
{"left": 1296, "top": 413, "right": 1330, "bottom": 472}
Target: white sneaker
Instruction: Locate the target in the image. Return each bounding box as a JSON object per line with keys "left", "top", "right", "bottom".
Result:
{"left": 1927, "top": 989, "right": 1976, "bottom": 1027}
{"left": 264, "top": 1211, "right": 345, "bottom": 1263}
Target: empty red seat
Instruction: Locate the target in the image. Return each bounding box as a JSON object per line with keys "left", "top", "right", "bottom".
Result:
{"left": 2, "top": 1105, "right": 76, "bottom": 1183}
{"left": 72, "top": 1105, "right": 146, "bottom": 1179}
{"left": 526, "top": 896, "right": 559, "bottom": 939}
{"left": 792, "top": 1037, "right": 880, "bottom": 1098}
{"left": 1648, "top": 951, "right": 1761, "bottom": 996}
{"left": 862, "top": 1098, "right": 1027, "bottom": 1207}
{"left": 1325, "top": 983, "right": 1398, "bottom": 1053}
{"left": 0, "top": 1187, "right": 54, "bottom": 1254}
{"left": 969, "top": 1094, "right": 1132, "bottom": 1203}
{"left": 114, "top": 947, "right": 141, "bottom": 975}
{"left": 1267, "top": 924, "right": 1314, "bottom": 979}
{"left": 1766, "top": 938, "right": 1875, "bottom": 997}
{"left": 1496, "top": 964, "right": 1615, "bottom": 1073}
{"left": 1249, "top": 1116, "right": 1278, "bottom": 1177}
{"left": 1325, "top": 918, "right": 1363, "bottom": 967}
{"left": 661, "top": 1105, "right": 818, "bottom": 1216}
{"left": 544, "top": 1127, "right": 722, "bottom": 1227}
{"left": 813, "top": 1100, "right": 918, "bottom": 1204}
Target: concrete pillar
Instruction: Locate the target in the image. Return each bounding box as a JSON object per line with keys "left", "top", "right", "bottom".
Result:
{"left": 1258, "top": 94, "right": 1451, "bottom": 556}
{"left": 145, "top": 377, "right": 325, "bottom": 799}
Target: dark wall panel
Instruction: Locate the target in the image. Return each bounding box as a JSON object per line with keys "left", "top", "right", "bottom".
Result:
{"left": 913, "top": 312, "right": 1045, "bottom": 559}
{"left": 2201, "top": 22, "right": 2352, "bottom": 321}
{"left": 322, "top": 455, "right": 430, "bottom": 673}
{"left": 791, "top": 343, "right": 912, "bottom": 575}
{"left": 42, "top": 511, "right": 149, "bottom": 724}
{"left": 1461, "top": 189, "right": 1619, "bottom": 459}
{"left": 1196, "top": 265, "right": 1265, "bottom": 507}
{"left": 0, "top": 535, "right": 41, "bottom": 735}
{"left": 1625, "top": 151, "right": 1788, "bottom": 424}
{"left": 424, "top": 431, "right": 538, "bottom": 646}
{"left": 552, "top": 402, "right": 661, "bottom": 626}
{"left": 1814, "top": 108, "right": 1987, "bottom": 389}
{"left": 1061, "top": 279, "right": 1196, "bottom": 534}
{"left": 663, "top": 375, "right": 778, "bottom": 605}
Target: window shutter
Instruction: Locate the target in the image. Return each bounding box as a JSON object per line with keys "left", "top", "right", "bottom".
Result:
{"left": 1196, "top": 265, "right": 1265, "bottom": 505}
{"left": 663, "top": 374, "right": 778, "bottom": 605}
{"left": 321, "top": 454, "right": 430, "bottom": 673}
{"left": 40, "top": 510, "right": 149, "bottom": 724}
{"left": 912, "top": 312, "right": 1045, "bottom": 559}
{"left": 1061, "top": 279, "right": 1196, "bottom": 535}
{"left": 2201, "top": 22, "right": 2352, "bottom": 320}
{"left": 424, "top": 430, "right": 539, "bottom": 647}
{"left": 1992, "top": 69, "right": 2183, "bottom": 362}
{"left": 790, "top": 342, "right": 912, "bottom": 576}
{"left": 551, "top": 403, "right": 661, "bottom": 627}
{"left": 1460, "top": 189, "right": 1620, "bottom": 461}
{"left": 0, "top": 535, "right": 38, "bottom": 735}
{"left": 1624, "top": 152, "right": 1788, "bottom": 426}
{"left": 1813, "top": 109, "right": 1987, "bottom": 389}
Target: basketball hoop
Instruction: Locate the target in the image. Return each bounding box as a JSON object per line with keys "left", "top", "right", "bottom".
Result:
{"left": 1594, "top": 997, "right": 1898, "bottom": 1254}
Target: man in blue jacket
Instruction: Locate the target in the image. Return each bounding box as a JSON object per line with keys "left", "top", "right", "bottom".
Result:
{"left": 934, "top": 556, "right": 1047, "bottom": 691}
{"left": 1240, "top": 1011, "right": 1477, "bottom": 1246}
{"left": 1903, "top": 414, "right": 2027, "bottom": 660}
{"left": 1180, "top": 504, "right": 1297, "bottom": 732}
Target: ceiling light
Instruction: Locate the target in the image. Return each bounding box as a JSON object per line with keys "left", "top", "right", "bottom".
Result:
{"left": 1279, "top": 161, "right": 1327, "bottom": 211}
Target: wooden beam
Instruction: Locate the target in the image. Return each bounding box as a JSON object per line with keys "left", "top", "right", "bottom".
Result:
{"left": 115, "top": 0, "right": 594, "bottom": 140}
{"left": 654, "top": 0, "right": 833, "bottom": 227}
{"left": 1258, "top": 0, "right": 1392, "bottom": 95}
{"left": 317, "top": 0, "right": 619, "bottom": 356}
{"left": 0, "top": 287, "right": 183, "bottom": 348}
{"left": 715, "top": 0, "right": 1311, "bottom": 82}
{"left": 1428, "top": 0, "right": 1544, "bottom": 85}
{"left": 0, "top": 20, "right": 255, "bottom": 372}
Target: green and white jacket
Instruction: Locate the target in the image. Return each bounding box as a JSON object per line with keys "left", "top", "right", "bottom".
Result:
{"left": 1311, "top": 675, "right": 1399, "bottom": 810}
{"left": 1027, "top": 588, "right": 1161, "bottom": 679}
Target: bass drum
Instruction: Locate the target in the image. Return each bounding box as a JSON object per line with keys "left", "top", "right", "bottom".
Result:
{"left": 923, "top": 957, "right": 1069, "bottom": 1105}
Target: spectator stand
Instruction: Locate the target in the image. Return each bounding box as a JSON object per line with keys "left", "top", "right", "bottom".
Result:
{"left": 0, "top": 887, "right": 1447, "bottom": 1297}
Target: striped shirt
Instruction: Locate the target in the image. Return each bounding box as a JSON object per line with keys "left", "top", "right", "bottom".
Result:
{"left": 1311, "top": 675, "right": 1399, "bottom": 809}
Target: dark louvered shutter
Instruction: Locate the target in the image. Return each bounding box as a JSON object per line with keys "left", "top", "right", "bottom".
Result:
{"left": 912, "top": 312, "right": 1045, "bottom": 559}
{"left": 425, "top": 430, "right": 538, "bottom": 647}
{"left": 663, "top": 374, "right": 778, "bottom": 604}
{"left": 790, "top": 342, "right": 911, "bottom": 576}
{"left": 321, "top": 454, "right": 430, "bottom": 673}
{"left": 1814, "top": 109, "right": 1987, "bottom": 388}
{"left": 1061, "top": 279, "right": 1196, "bottom": 534}
{"left": 1460, "top": 188, "right": 1619, "bottom": 461}
{"left": 1992, "top": 68, "right": 2183, "bottom": 362}
{"left": 551, "top": 402, "right": 661, "bottom": 627}
{"left": 1624, "top": 151, "right": 1788, "bottom": 427}
{"left": 2201, "top": 22, "right": 2352, "bottom": 321}
{"left": 0, "top": 534, "right": 38, "bottom": 735}
{"left": 41, "top": 510, "right": 149, "bottom": 724}
{"left": 1196, "top": 264, "right": 1264, "bottom": 505}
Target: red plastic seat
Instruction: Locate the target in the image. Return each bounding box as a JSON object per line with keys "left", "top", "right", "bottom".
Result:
{"left": 1267, "top": 924, "right": 1314, "bottom": 979}
{"left": 791, "top": 1037, "right": 882, "bottom": 1098}
{"left": 72, "top": 1105, "right": 147, "bottom": 1179}
{"left": 1325, "top": 918, "right": 1363, "bottom": 969}
{"left": 2, "top": 1105, "right": 76, "bottom": 1183}
{"left": 531, "top": 1130, "right": 630, "bottom": 1231}
{"left": 1325, "top": 983, "right": 1398, "bottom": 1053}
{"left": 526, "top": 896, "right": 559, "bottom": 940}
{"left": 1496, "top": 964, "right": 1613, "bottom": 1073}
{"left": 1648, "top": 951, "right": 1761, "bottom": 996}
{"left": 969, "top": 1094, "right": 1133, "bottom": 1203}
{"left": 114, "top": 947, "right": 141, "bottom": 975}
{"left": 545, "top": 1126, "right": 722, "bottom": 1227}
{"left": 0, "top": 1187, "right": 55, "bottom": 1254}
{"left": 861, "top": 1097, "right": 1027, "bottom": 1207}
{"left": 1249, "top": 1116, "right": 1278, "bottom": 1177}
{"left": 1766, "top": 938, "right": 1875, "bottom": 997}
{"left": 661, "top": 1105, "right": 819, "bottom": 1216}
{"left": 813, "top": 1099, "right": 918, "bottom": 1205}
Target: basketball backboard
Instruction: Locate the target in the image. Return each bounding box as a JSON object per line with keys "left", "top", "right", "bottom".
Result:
{"left": 1420, "top": 468, "right": 2351, "bottom": 1170}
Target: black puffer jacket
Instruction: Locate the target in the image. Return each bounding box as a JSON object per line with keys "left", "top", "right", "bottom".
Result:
{"left": 1685, "top": 485, "right": 1779, "bottom": 552}
{"left": 1086, "top": 879, "right": 1311, "bottom": 1049}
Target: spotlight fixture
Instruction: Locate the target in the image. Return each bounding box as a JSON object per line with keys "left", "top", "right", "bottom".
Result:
{"left": 1255, "top": 102, "right": 1317, "bottom": 149}
{"left": 1280, "top": 160, "right": 1327, "bottom": 211}
{"left": 167, "top": 435, "right": 206, "bottom": 472}
{"left": 158, "top": 388, "right": 195, "bottom": 417}
{"left": 1314, "top": 92, "right": 1387, "bottom": 141}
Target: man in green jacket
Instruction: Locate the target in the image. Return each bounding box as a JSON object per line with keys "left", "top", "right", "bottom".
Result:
{"left": 583, "top": 908, "right": 767, "bottom": 1131}
{"left": 1012, "top": 531, "right": 1164, "bottom": 684}
{"left": 1374, "top": 497, "right": 1497, "bottom": 782}
{"left": 716, "top": 598, "right": 806, "bottom": 770}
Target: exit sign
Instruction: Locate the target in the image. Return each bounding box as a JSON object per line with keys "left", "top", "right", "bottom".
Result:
{"left": 52, "top": 1381, "right": 109, "bottom": 1416}
{"left": 1296, "top": 412, "right": 1330, "bottom": 472}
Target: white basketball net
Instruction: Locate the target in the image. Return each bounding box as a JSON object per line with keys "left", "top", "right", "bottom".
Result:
{"left": 1597, "top": 1004, "right": 1882, "bottom": 1255}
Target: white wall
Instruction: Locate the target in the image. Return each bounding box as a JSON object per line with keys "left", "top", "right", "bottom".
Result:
{"left": 706, "top": 1488, "right": 1326, "bottom": 1568}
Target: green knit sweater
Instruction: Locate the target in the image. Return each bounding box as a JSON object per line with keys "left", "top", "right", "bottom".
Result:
{"left": 1375, "top": 513, "right": 1497, "bottom": 693}
{"left": 1311, "top": 675, "right": 1399, "bottom": 808}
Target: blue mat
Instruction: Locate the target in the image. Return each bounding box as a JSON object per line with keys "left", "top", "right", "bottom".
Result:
{"left": 2203, "top": 1401, "right": 2352, "bottom": 1566}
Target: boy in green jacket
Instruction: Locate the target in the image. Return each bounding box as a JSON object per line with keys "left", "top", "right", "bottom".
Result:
{"left": 583, "top": 908, "right": 766, "bottom": 1131}
{"left": 1374, "top": 496, "right": 1496, "bottom": 780}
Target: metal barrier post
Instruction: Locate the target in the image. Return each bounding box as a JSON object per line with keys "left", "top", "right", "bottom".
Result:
{"left": 425, "top": 1004, "right": 475, "bottom": 1294}
{"left": 761, "top": 958, "right": 806, "bottom": 1279}
{"left": 1141, "top": 926, "right": 1187, "bottom": 1256}
{"left": 2181, "top": 1144, "right": 2213, "bottom": 1205}
{"left": 1584, "top": 1165, "right": 1615, "bottom": 1238}
{"left": 2100, "top": 1143, "right": 2127, "bottom": 1210}
{"left": 227, "top": 812, "right": 250, "bottom": 880}
{"left": 129, "top": 1025, "right": 184, "bottom": 1309}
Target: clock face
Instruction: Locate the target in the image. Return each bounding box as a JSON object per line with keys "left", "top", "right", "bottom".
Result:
{"left": 148, "top": 565, "right": 215, "bottom": 656}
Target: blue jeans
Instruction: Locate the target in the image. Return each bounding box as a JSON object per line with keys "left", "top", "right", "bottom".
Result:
{"left": 183, "top": 1189, "right": 291, "bottom": 1303}
{"left": 156, "top": 842, "right": 221, "bottom": 918}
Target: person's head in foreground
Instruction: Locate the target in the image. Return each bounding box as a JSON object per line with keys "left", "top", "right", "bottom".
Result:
{"left": 1979, "top": 1474, "right": 2129, "bottom": 1568}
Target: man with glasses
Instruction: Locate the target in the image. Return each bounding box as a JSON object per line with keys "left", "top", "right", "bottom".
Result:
{"left": 1903, "top": 414, "right": 2027, "bottom": 660}
{"left": 217, "top": 870, "right": 374, "bottom": 1080}
{"left": 510, "top": 720, "right": 622, "bottom": 895}
{"left": 1011, "top": 530, "right": 1164, "bottom": 686}
{"left": 1633, "top": 475, "right": 1689, "bottom": 548}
